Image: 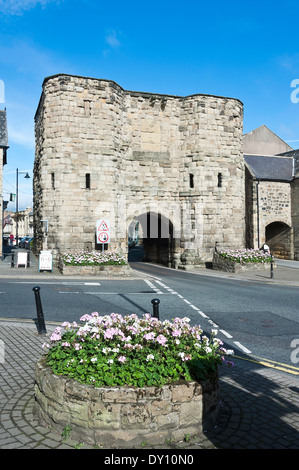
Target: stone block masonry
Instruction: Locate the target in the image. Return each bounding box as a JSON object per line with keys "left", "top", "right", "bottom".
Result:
{"left": 34, "top": 74, "right": 245, "bottom": 268}
{"left": 34, "top": 358, "right": 220, "bottom": 448}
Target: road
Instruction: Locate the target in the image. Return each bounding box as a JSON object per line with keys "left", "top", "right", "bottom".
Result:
{"left": 1, "top": 259, "right": 299, "bottom": 372}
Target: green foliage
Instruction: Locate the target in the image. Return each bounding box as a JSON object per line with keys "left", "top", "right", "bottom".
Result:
{"left": 44, "top": 313, "right": 232, "bottom": 388}
{"left": 62, "top": 251, "right": 127, "bottom": 266}
{"left": 219, "top": 248, "right": 272, "bottom": 264}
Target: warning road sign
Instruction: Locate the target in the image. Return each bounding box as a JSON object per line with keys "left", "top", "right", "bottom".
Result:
{"left": 98, "top": 232, "right": 110, "bottom": 243}
{"left": 98, "top": 220, "right": 109, "bottom": 231}
{"left": 96, "top": 219, "right": 110, "bottom": 244}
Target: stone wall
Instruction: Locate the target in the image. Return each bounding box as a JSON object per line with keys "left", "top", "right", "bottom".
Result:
{"left": 245, "top": 176, "right": 292, "bottom": 251}
{"left": 212, "top": 252, "right": 273, "bottom": 273}
{"left": 34, "top": 357, "right": 220, "bottom": 448}
{"left": 292, "top": 178, "right": 299, "bottom": 260}
{"left": 59, "top": 261, "right": 132, "bottom": 277}
{"left": 34, "top": 74, "right": 244, "bottom": 268}
{"left": 259, "top": 181, "right": 292, "bottom": 228}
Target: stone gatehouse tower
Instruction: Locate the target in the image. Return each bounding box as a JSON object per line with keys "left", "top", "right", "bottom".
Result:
{"left": 34, "top": 74, "right": 244, "bottom": 268}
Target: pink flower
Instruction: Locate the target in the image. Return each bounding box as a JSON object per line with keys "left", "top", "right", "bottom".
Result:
{"left": 144, "top": 332, "right": 156, "bottom": 341}
{"left": 172, "top": 329, "right": 181, "bottom": 337}
{"left": 118, "top": 356, "right": 126, "bottom": 363}
{"left": 50, "top": 332, "right": 61, "bottom": 342}
{"left": 104, "top": 328, "right": 115, "bottom": 339}
{"left": 156, "top": 335, "right": 167, "bottom": 346}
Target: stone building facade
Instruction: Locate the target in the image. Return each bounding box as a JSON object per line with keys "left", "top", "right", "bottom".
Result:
{"left": 34, "top": 74, "right": 245, "bottom": 268}
{"left": 291, "top": 150, "right": 299, "bottom": 260}
{"left": 244, "top": 125, "right": 296, "bottom": 258}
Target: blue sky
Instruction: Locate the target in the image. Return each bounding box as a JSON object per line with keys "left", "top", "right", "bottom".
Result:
{"left": 1, "top": 0, "right": 299, "bottom": 210}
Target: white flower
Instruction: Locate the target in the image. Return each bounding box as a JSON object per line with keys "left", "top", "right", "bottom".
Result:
{"left": 107, "top": 359, "right": 113, "bottom": 364}
{"left": 146, "top": 354, "right": 155, "bottom": 362}
{"left": 226, "top": 349, "right": 235, "bottom": 356}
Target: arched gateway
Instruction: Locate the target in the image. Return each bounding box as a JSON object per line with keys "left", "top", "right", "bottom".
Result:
{"left": 266, "top": 221, "right": 293, "bottom": 259}
{"left": 33, "top": 74, "right": 244, "bottom": 269}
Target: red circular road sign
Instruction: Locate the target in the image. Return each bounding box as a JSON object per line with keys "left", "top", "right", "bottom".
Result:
{"left": 98, "top": 231, "right": 109, "bottom": 243}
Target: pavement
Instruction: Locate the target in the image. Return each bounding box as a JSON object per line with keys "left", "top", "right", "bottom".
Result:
{"left": 0, "top": 247, "right": 298, "bottom": 450}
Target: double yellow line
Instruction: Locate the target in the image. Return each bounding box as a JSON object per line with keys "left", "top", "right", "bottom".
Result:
{"left": 233, "top": 354, "right": 299, "bottom": 375}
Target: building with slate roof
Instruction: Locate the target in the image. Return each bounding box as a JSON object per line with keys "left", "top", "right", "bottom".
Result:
{"left": 243, "top": 125, "right": 299, "bottom": 259}
{"left": 0, "top": 109, "right": 9, "bottom": 257}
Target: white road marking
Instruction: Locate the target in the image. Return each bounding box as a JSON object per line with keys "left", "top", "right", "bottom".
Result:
{"left": 59, "top": 292, "right": 80, "bottom": 294}
{"left": 234, "top": 341, "right": 252, "bottom": 354}
{"left": 144, "top": 280, "right": 163, "bottom": 294}
{"left": 220, "top": 329, "right": 233, "bottom": 338}
{"left": 147, "top": 279, "right": 252, "bottom": 356}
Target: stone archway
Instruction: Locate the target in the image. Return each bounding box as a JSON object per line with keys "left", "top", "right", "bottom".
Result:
{"left": 265, "top": 221, "right": 293, "bottom": 259}
{"left": 127, "top": 212, "right": 179, "bottom": 268}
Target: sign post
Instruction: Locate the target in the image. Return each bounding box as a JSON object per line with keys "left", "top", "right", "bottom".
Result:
{"left": 96, "top": 219, "right": 110, "bottom": 252}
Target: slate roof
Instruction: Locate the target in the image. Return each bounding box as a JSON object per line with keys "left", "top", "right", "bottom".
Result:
{"left": 0, "top": 109, "right": 8, "bottom": 148}
{"left": 244, "top": 154, "right": 293, "bottom": 182}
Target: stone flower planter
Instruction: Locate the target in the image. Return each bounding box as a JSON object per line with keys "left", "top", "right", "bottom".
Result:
{"left": 34, "top": 357, "right": 220, "bottom": 448}
{"left": 212, "top": 252, "right": 275, "bottom": 273}
{"left": 58, "top": 261, "right": 132, "bottom": 277}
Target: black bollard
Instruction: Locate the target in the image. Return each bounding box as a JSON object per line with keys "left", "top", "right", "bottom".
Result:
{"left": 151, "top": 298, "right": 160, "bottom": 320}
{"left": 32, "top": 286, "right": 47, "bottom": 334}
{"left": 270, "top": 255, "right": 274, "bottom": 279}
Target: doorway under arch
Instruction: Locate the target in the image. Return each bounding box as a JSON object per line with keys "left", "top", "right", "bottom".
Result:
{"left": 265, "top": 221, "right": 293, "bottom": 259}
{"left": 127, "top": 212, "right": 178, "bottom": 267}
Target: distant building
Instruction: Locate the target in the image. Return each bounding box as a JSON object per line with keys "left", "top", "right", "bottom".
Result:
{"left": 3, "top": 207, "right": 33, "bottom": 242}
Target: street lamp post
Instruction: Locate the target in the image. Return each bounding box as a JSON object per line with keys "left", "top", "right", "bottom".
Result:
{"left": 16, "top": 168, "right": 30, "bottom": 246}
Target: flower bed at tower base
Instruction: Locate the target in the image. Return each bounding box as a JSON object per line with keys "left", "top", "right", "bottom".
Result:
{"left": 213, "top": 251, "right": 275, "bottom": 273}
{"left": 34, "top": 357, "right": 220, "bottom": 448}
{"left": 58, "top": 251, "right": 132, "bottom": 276}
{"left": 59, "top": 263, "right": 133, "bottom": 277}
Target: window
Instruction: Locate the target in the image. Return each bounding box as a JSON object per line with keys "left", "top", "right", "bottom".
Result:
{"left": 217, "top": 173, "right": 222, "bottom": 188}
{"left": 84, "top": 100, "right": 91, "bottom": 117}
{"left": 51, "top": 172, "right": 55, "bottom": 189}
{"left": 189, "top": 173, "right": 194, "bottom": 189}
{"left": 85, "top": 173, "right": 91, "bottom": 189}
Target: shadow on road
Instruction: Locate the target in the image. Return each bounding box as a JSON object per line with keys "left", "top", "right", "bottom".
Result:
{"left": 204, "top": 357, "right": 299, "bottom": 448}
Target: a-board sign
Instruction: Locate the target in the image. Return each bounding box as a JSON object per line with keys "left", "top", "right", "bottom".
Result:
{"left": 39, "top": 250, "right": 53, "bottom": 272}
{"left": 17, "top": 252, "right": 28, "bottom": 268}
{"left": 96, "top": 219, "right": 110, "bottom": 244}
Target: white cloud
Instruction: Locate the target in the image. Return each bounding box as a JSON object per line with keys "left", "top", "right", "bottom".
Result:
{"left": 105, "top": 30, "right": 122, "bottom": 49}
{"left": 276, "top": 53, "right": 299, "bottom": 73}
{"left": 8, "top": 125, "right": 34, "bottom": 148}
{"left": 0, "top": 0, "right": 61, "bottom": 15}
{"left": 0, "top": 38, "right": 74, "bottom": 80}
